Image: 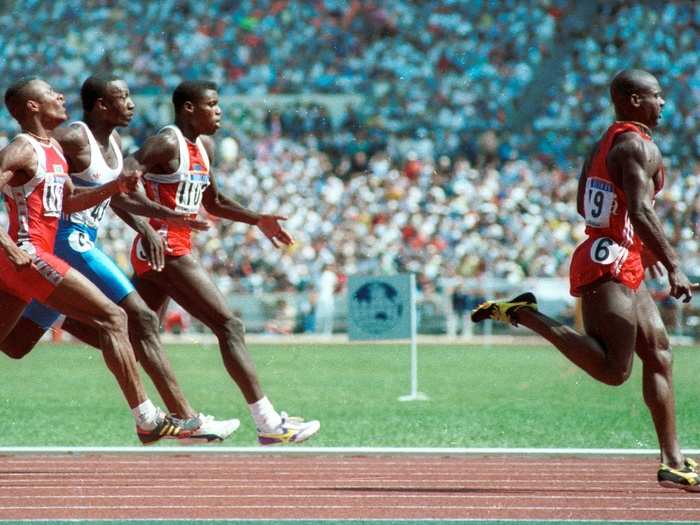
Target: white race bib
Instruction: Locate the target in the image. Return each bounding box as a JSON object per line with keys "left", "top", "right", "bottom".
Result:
{"left": 584, "top": 177, "right": 616, "bottom": 228}
{"left": 589, "top": 237, "right": 623, "bottom": 265}
{"left": 42, "top": 174, "right": 65, "bottom": 217}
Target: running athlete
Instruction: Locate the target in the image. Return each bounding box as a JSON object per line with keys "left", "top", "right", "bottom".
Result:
{"left": 471, "top": 69, "right": 699, "bottom": 491}
{"left": 126, "top": 80, "right": 320, "bottom": 445}
{"left": 0, "top": 77, "right": 190, "bottom": 444}
{"left": 1, "top": 75, "right": 239, "bottom": 443}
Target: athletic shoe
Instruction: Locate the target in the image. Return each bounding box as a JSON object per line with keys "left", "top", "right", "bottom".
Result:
{"left": 658, "top": 458, "right": 700, "bottom": 492}
{"left": 178, "top": 413, "right": 241, "bottom": 445}
{"left": 136, "top": 412, "right": 196, "bottom": 445}
{"left": 257, "top": 412, "right": 320, "bottom": 445}
{"left": 470, "top": 292, "right": 538, "bottom": 326}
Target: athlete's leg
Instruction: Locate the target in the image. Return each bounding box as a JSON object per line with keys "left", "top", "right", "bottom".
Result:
{"left": 61, "top": 292, "right": 195, "bottom": 418}
{"left": 132, "top": 275, "right": 170, "bottom": 319}
{"left": 512, "top": 280, "right": 637, "bottom": 385}
{"left": 54, "top": 244, "right": 196, "bottom": 418}
{"left": 0, "top": 289, "right": 32, "bottom": 357}
{"left": 633, "top": 282, "right": 683, "bottom": 468}
{"left": 120, "top": 291, "right": 196, "bottom": 418}
{"left": 44, "top": 268, "right": 147, "bottom": 408}
{"left": 141, "top": 255, "right": 263, "bottom": 403}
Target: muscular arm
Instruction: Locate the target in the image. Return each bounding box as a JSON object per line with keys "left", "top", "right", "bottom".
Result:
{"left": 199, "top": 136, "right": 260, "bottom": 224}
{"left": 201, "top": 172, "right": 261, "bottom": 224}
{"left": 610, "top": 135, "right": 678, "bottom": 272}
{"left": 62, "top": 177, "right": 131, "bottom": 214}
{"left": 124, "top": 131, "right": 179, "bottom": 174}
{"left": 0, "top": 141, "right": 35, "bottom": 265}
{"left": 111, "top": 190, "right": 195, "bottom": 220}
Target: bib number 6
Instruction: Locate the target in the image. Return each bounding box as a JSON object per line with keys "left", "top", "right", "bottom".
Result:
{"left": 590, "top": 237, "right": 620, "bottom": 265}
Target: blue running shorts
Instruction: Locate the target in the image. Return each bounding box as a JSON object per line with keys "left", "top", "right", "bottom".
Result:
{"left": 22, "top": 230, "right": 135, "bottom": 329}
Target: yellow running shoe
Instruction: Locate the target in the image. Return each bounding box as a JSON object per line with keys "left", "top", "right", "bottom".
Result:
{"left": 470, "top": 292, "right": 537, "bottom": 326}
{"left": 257, "top": 412, "right": 321, "bottom": 445}
{"left": 658, "top": 458, "right": 700, "bottom": 492}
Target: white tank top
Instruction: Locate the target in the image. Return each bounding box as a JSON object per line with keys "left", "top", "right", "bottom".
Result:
{"left": 61, "top": 121, "right": 123, "bottom": 231}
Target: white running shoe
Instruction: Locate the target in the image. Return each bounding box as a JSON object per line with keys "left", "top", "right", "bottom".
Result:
{"left": 257, "top": 412, "right": 320, "bottom": 445}
{"left": 178, "top": 413, "right": 240, "bottom": 445}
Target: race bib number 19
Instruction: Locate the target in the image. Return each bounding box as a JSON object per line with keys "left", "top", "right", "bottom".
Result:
{"left": 584, "top": 177, "right": 615, "bottom": 228}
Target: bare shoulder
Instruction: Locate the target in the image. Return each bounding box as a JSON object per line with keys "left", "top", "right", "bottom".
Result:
{"left": 135, "top": 129, "right": 179, "bottom": 165}
{"left": 54, "top": 124, "right": 87, "bottom": 150}
{"left": 0, "top": 136, "right": 37, "bottom": 172}
{"left": 608, "top": 131, "right": 661, "bottom": 174}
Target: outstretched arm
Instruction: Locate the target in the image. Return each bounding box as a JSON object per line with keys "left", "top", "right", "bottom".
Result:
{"left": 199, "top": 137, "right": 293, "bottom": 247}
{"left": 611, "top": 135, "right": 695, "bottom": 301}
{"left": 111, "top": 191, "right": 209, "bottom": 230}
{"left": 62, "top": 173, "right": 139, "bottom": 214}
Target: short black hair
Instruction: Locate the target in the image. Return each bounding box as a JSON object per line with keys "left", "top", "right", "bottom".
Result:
{"left": 172, "top": 80, "right": 218, "bottom": 112}
{"left": 81, "top": 74, "right": 121, "bottom": 112}
{"left": 4, "top": 76, "right": 40, "bottom": 118}
{"left": 610, "top": 69, "right": 657, "bottom": 105}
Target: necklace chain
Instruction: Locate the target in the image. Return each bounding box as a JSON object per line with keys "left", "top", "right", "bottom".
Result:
{"left": 25, "top": 130, "right": 51, "bottom": 143}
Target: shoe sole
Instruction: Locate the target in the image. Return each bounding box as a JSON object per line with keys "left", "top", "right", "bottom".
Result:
{"left": 259, "top": 420, "right": 321, "bottom": 446}
{"left": 471, "top": 292, "right": 537, "bottom": 324}
{"left": 178, "top": 419, "right": 241, "bottom": 445}
{"left": 659, "top": 480, "right": 700, "bottom": 492}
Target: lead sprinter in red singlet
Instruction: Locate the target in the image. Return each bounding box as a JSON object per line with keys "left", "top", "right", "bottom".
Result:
{"left": 0, "top": 77, "right": 191, "bottom": 444}
{"left": 471, "top": 69, "right": 700, "bottom": 491}
{"left": 125, "top": 81, "right": 320, "bottom": 445}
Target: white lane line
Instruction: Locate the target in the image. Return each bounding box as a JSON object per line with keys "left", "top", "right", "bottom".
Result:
{"left": 2, "top": 447, "right": 700, "bottom": 455}
{"left": 0, "top": 493, "right": 694, "bottom": 502}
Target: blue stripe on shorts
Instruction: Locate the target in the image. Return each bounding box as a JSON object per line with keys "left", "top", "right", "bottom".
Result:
{"left": 22, "top": 234, "right": 135, "bottom": 329}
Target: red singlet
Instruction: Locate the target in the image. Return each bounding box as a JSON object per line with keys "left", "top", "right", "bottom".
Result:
{"left": 569, "top": 122, "right": 664, "bottom": 297}
{"left": 0, "top": 134, "right": 70, "bottom": 302}
{"left": 131, "top": 125, "right": 210, "bottom": 275}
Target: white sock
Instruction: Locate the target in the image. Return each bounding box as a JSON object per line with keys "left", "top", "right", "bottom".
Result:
{"left": 132, "top": 399, "right": 159, "bottom": 429}
{"left": 249, "top": 396, "right": 282, "bottom": 432}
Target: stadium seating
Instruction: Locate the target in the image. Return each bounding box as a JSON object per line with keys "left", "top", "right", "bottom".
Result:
{"left": 0, "top": 0, "right": 698, "bottom": 333}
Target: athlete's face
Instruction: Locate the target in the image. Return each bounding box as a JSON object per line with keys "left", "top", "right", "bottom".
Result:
{"left": 101, "top": 80, "right": 135, "bottom": 127}
{"left": 191, "top": 89, "right": 222, "bottom": 135}
{"left": 631, "top": 78, "right": 665, "bottom": 128}
{"left": 28, "top": 80, "right": 68, "bottom": 127}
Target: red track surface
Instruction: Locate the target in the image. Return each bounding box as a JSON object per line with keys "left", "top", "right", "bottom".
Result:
{"left": 0, "top": 454, "right": 699, "bottom": 521}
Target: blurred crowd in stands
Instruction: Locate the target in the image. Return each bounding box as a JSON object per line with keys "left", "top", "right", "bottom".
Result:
{"left": 1, "top": 0, "right": 699, "bottom": 333}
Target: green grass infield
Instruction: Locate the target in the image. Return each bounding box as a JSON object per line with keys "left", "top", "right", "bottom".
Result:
{"left": 1, "top": 342, "right": 699, "bottom": 448}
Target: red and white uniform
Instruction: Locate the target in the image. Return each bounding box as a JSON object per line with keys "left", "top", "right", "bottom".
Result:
{"left": 569, "top": 122, "right": 664, "bottom": 296}
{"left": 0, "top": 134, "right": 70, "bottom": 302}
{"left": 131, "top": 125, "right": 210, "bottom": 275}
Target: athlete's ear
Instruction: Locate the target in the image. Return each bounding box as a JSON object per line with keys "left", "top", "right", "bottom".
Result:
{"left": 96, "top": 97, "right": 109, "bottom": 112}
{"left": 26, "top": 99, "right": 40, "bottom": 114}
{"left": 183, "top": 101, "right": 195, "bottom": 113}
{"left": 630, "top": 93, "right": 641, "bottom": 107}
